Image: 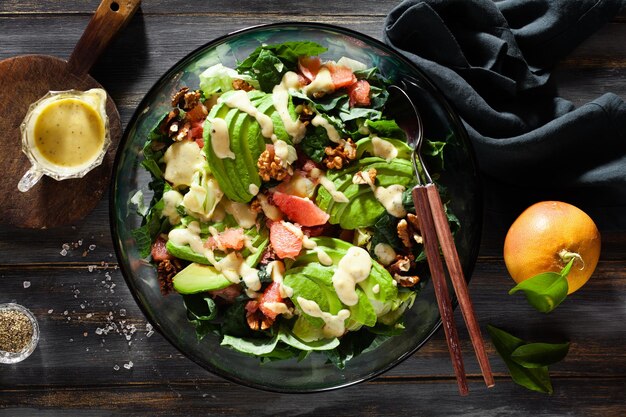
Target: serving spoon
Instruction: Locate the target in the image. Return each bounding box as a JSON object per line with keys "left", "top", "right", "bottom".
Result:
{"left": 386, "top": 84, "right": 494, "bottom": 395}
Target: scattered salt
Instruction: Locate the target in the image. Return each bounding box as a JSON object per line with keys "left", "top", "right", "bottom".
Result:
{"left": 89, "top": 244, "right": 96, "bottom": 251}
{"left": 113, "top": 364, "right": 120, "bottom": 371}
{"left": 119, "top": 309, "right": 126, "bottom": 317}
{"left": 63, "top": 310, "right": 68, "bottom": 316}
{"left": 123, "top": 361, "right": 133, "bottom": 370}
{"left": 48, "top": 309, "right": 53, "bottom": 314}
{"left": 88, "top": 265, "right": 95, "bottom": 272}
{"left": 23, "top": 281, "right": 31, "bottom": 288}
{"left": 60, "top": 249, "right": 68, "bottom": 256}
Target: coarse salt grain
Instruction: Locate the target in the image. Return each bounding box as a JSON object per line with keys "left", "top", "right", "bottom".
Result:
{"left": 23, "top": 281, "right": 31, "bottom": 289}
{"left": 123, "top": 361, "right": 133, "bottom": 370}
{"left": 89, "top": 244, "right": 96, "bottom": 251}
{"left": 113, "top": 364, "right": 119, "bottom": 371}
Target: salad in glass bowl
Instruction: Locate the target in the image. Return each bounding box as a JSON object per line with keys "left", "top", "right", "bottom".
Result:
{"left": 132, "top": 39, "right": 458, "bottom": 366}
{"left": 112, "top": 23, "right": 481, "bottom": 392}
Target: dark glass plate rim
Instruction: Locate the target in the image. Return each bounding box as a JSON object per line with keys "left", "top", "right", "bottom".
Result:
{"left": 109, "top": 21, "right": 482, "bottom": 394}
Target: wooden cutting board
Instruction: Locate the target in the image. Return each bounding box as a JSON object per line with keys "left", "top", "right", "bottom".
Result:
{"left": 0, "top": 0, "right": 141, "bottom": 229}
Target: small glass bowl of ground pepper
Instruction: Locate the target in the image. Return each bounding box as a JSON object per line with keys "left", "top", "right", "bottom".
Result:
{"left": 0, "top": 303, "right": 39, "bottom": 364}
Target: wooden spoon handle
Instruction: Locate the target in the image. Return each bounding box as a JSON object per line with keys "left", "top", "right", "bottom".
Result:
{"left": 425, "top": 183, "right": 495, "bottom": 388}
{"left": 67, "top": 0, "right": 142, "bottom": 76}
{"left": 413, "top": 185, "right": 469, "bottom": 396}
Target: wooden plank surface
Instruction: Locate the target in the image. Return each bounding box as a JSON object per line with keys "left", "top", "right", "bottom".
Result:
{"left": 1, "top": 2, "right": 625, "bottom": 416}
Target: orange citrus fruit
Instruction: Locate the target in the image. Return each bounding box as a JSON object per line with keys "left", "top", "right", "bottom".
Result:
{"left": 503, "top": 201, "right": 601, "bottom": 294}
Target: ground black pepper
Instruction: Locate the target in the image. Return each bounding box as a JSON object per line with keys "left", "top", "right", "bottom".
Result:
{"left": 0, "top": 309, "right": 33, "bottom": 353}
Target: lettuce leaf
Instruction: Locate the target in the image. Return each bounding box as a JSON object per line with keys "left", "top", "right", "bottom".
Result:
{"left": 198, "top": 64, "right": 258, "bottom": 96}
{"left": 237, "top": 41, "right": 327, "bottom": 72}
{"left": 300, "top": 125, "right": 331, "bottom": 163}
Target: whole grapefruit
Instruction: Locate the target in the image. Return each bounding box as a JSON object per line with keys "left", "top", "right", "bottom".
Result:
{"left": 503, "top": 201, "right": 601, "bottom": 294}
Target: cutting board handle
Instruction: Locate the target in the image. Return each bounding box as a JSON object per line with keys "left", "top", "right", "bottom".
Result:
{"left": 67, "top": 0, "right": 141, "bottom": 76}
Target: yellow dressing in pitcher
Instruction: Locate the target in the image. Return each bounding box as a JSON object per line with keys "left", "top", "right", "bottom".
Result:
{"left": 33, "top": 98, "right": 105, "bottom": 168}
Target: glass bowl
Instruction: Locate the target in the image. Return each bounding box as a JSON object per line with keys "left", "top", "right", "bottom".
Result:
{"left": 0, "top": 303, "right": 40, "bottom": 364}
{"left": 110, "top": 22, "right": 481, "bottom": 392}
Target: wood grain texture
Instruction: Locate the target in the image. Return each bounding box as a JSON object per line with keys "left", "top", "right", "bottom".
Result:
{"left": 0, "top": 2, "right": 625, "bottom": 416}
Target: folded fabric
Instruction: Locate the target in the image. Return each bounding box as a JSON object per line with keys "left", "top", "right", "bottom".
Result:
{"left": 383, "top": 0, "right": 626, "bottom": 190}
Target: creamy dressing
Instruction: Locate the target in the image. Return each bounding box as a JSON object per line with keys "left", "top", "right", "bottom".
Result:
{"left": 353, "top": 163, "right": 407, "bottom": 219}
{"left": 302, "top": 236, "right": 333, "bottom": 266}
{"left": 162, "top": 189, "right": 184, "bottom": 225}
{"left": 268, "top": 260, "right": 293, "bottom": 298}
{"left": 319, "top": 176, "right": 349, "bottom": 203}
{"left": 219, "top": 90, "right": 276, "bottom": 141}
{"left": 248, "top": 183, "right": 259, "bottom": 196}
{"left": 214, "top": 252, "right": 261, "bottom": 291}
{"left": 263, "top": 302, "right": 291, "bottom": 315}
{"left": 163, "top": 140, "right": 205, "bottom": 188}
{"left": 331, "top": 246, "right": 372, "bottom": 306}
{"left": 315, "top": 248, "right": 333, "bottom": 266}
{"left": 223, "top": 200, "right": 258, "bottom": 229}
{"left": 272, "top": 71, "right": 306, "bottom": 143}
{"left": 207, "top": 117, "right": 235, "bottom": 159}
{"left": 374, "top": 242, "right": 397, "bottom": 266}
{"left": 168, "top": 221, "right": 214, "bottom": 263}
{"left": 297, "top": 297, "right": 350, "bottom": 338}
{"left": 371, "top": 136, "right": 398, "bottom": 162}
{"left": 256, "top": 194, "right": 282, "bottom": 221}
{"left": 374, "top": 184, "right": 407, "bottom": 218}
{"left": 311, "top": 114, "right": 342, "bottom": 143}
{"left": 243, "top": 234, "right": 258, "bottom": 253}
{"left": 304, "top": 66, "right": 335, "bottom": 97}
{"left": 274, "top": 140, "right": 298, "bottom": 168}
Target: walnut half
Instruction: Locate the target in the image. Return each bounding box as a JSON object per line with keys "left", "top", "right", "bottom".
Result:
{"left": 257, "top": 148, "right": 293, "bottom": 182}
{"left": 323, "top": 138, "right": 356, "bottom": 170}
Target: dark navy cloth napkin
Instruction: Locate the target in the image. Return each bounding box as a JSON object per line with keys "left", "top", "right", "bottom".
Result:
{"left": 383, "top": 0, "right": 626, "bottom": 195}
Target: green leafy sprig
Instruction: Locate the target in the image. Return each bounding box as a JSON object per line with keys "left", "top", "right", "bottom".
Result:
{"left": 487, "top": 325, "right": 570, "bottom": 394}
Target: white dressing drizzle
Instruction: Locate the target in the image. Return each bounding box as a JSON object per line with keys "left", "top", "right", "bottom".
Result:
{"left": 374, "top": 185, "right": 407, "bottom": 218}
{"left": 268, "top": 260, "right": 293, "bottom": 298}
{"left": 274, "top": 139, "right": 298, "bottom": 168}
{"left": 354, "top": 164, "right": 407, "bottom": 219}
{"left": 168, "top": 221, "right": 216, "bottom": 264}
{"left": 319, "top": 176, "right": 349, "bottom": 203}
{"left": 371, "top": 136, "right": 398, "bottom": 162}
{"left": 297, "top": 297, "right": 350, "bottom": 338}
{"left": 223, "top": 200, "right": 258, "bottom": 229}
{"left": 256, "top": 193, "right": 283, "bottom": 221}
{"left": 331, "top": 246, "right": 372, "bottom": 306}
{"left": 248, "top": 183, "right": 259, "bottom": 196}
{"left": 374, "top": 242, "right": 397, "bottom": 266}
{"left": 208, "top": 117, "right": 235, "bottom": 159}
{"left": 219, "top": 90, "right": 276, "bottom": 141}
{"left": 303, "top": 67, "right": 335, "bottom": 98}
{"left": 311, "top": 114, "right": 342, "bottom": 143}
{"left": 162, "top": 189, "right": 183, "bottom": 225}
{"left": 302, "top": 236, "right": 333, "bottom": 266}
{"left": 272, "top": 71, "right": 306, "bottom": 143}
{"left": 163, "top": 140, "right": 205, "bottom": 188}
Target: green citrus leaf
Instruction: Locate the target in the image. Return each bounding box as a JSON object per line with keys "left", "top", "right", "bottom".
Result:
{"left": 487, "top": 325, "right": 554, "bottom": 394}
{"left": 508, "top": 272, "right": 568, "bottom": 313}
{"left": 511, "top": 342, "right": 570, "bottom": 368}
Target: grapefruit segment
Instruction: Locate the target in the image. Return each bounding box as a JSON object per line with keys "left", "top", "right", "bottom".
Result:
{"left": 270, "top": 220, "right": 304, "bottom": 259}
{"left": 272, "top": 191, "right": 329, "bottom": 226}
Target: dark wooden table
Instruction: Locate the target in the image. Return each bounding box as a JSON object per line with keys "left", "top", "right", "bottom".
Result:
{"left": 1, "top": 2, "right": 625, "bottom": 416}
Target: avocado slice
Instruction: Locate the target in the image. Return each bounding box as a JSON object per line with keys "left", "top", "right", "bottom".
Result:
{"left": 204, "top": 91, "right": 292, "bottom": 203}
{"left": 316, "top": 156, "right": 415, "bottom": 229}
{"left": 173, "top": 262, "right": 232, "bottom": 294}
{"left": 355, "top": 136, "right": 412, "bottom": 160}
